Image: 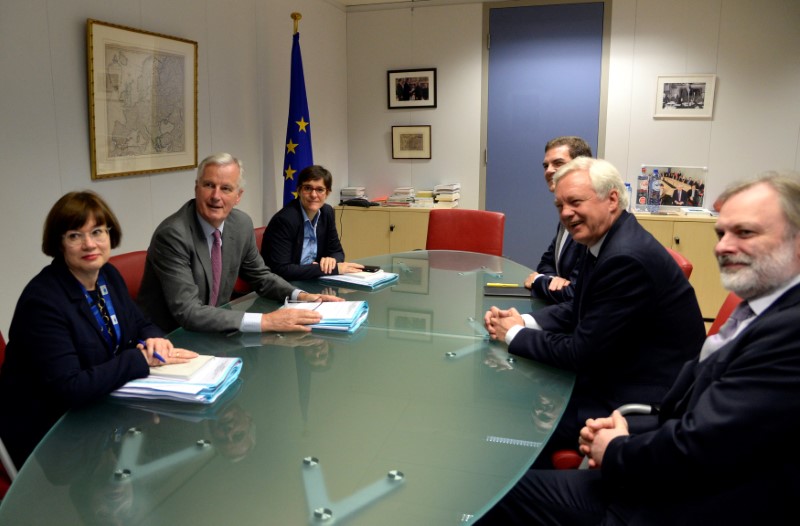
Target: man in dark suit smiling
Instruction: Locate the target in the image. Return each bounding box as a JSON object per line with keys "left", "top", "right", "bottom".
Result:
{"left": 485, "top": 157, "right": 705, "bottom": 469}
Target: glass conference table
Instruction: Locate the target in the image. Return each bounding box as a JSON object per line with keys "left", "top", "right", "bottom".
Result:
{"left": 0, "top": 251, "right": 573, "bottom": 525}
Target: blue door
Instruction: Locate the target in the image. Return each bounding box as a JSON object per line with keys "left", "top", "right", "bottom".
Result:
{"left": 486, "top": 3, "right": 604, "bottom": 268}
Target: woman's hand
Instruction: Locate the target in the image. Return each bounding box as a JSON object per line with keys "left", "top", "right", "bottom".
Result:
{"left": 137, "top": 338, "right": 199, "bottom": 367}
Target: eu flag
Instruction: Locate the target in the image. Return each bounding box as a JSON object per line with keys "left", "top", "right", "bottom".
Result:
{"left": 282, "top": 32, "right": 313, "bottom": 205}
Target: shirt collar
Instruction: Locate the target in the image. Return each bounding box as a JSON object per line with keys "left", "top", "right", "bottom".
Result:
{"left": 301, "top": 206, "right": 320, "bottom": 227}
{"left": 196, "top": 212, "right": 224, "bottom": 238}
{"left": 748, "top": 274, "right": 800, "bottom": 315}
{"left": 588, "top": 233, "right": 609, "bottom": 258}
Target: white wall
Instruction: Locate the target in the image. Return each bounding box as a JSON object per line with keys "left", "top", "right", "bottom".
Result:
{"left": 0, "top": 0, "right": 348, "bottom": 335}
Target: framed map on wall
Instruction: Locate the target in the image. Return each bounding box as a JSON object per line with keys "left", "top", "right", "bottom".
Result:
{"left": 87, "top": 19, "right": 198, "bottom": 179}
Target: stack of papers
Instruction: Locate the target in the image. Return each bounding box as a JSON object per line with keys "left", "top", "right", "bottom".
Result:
{"left": 282, "top": 301, "right": 369, "bottom": 333}
{"left": 318, "top": 270, "right": 399, "bottom": 290}
{"left": 111, "top": 356, "right": 243, "bottom": 405}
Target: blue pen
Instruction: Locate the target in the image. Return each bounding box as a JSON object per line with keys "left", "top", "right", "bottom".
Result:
{"left": 139, "top": 340, "right": 166, "bottom": 363}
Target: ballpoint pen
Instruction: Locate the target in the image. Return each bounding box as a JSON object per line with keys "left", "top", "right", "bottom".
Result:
{"left": 139, "top": 339, "right": 166, "bottom": 363}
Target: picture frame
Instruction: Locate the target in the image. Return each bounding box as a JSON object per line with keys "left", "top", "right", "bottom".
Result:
{"left": 388, "top": 309, "right": 433, "bottom": 341}
{"left": 87, "top": 19, "right": 198, "bottom": 180}
{"left": 392, "top": 125, "right": 431, "bottom": 159}
{"left": 392, "top": 257, "right": 430, "bottom": 294}
{"left": 387, "top": 68, "right": 437, "bottom": 109}
{"left": 654, "top": 74, "right": 716, "bottom": 119}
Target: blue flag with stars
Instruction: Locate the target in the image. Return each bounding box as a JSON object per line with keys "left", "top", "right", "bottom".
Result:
{"left": 282, "top": 32, "right": 313, "bottom": 205}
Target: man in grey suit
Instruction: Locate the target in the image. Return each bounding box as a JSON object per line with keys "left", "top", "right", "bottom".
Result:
{"left": 138, "top": 153, "right": 340, "bottom": 333}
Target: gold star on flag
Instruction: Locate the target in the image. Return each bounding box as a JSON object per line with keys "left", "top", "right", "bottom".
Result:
{"left": 296, "top": 117, "right": 309, "bottom": 133}
{"left": 285, "top": 165, "right": 296, "bottom": 181}
{"left": 286, "top": 139, "right": 298, "bottom": 154}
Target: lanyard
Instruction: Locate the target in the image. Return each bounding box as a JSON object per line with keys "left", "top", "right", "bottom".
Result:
{"left": 82, "top": 274, "right": 122, "bottom": 353}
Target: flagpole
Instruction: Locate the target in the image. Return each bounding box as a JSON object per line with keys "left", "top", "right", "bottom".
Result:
{"left": 292, "top": 12, "right": 301, "bottom": 34}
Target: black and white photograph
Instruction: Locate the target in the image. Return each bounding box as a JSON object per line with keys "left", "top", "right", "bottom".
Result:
{"left": 654, "top": 75, "right": 716, "bottom": 119}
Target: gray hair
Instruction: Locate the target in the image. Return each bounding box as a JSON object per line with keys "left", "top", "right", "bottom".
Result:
{"left": 718, "top": 171, "right": 800, "bottom": 237}
{"left": 553, "top": 157, "right": 629, "bottom": 210}
{"left": 197, "top": 153, "right": 246, "bottom": 189}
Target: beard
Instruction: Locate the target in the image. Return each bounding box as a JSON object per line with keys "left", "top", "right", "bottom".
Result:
{"left": 719, "top": 239, "right": 796, "bottom": 299}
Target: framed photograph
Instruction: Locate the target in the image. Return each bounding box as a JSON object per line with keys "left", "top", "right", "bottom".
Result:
{"left": 392, "top": 125, "right": 431, "bottom": 159}
{"left": 654, "top": 74, "right": 716, "bottom": 119}
{"left": 634, "top": 164, "right": 708, "bottom": 211}
{"left": 388, "top": 309, "right": 433, "bottom": 341}
{"left": 388, "top": 68, "right": 437, "bottom": 109}
{"left": 87, "top": 19, "right": 198, "bottom": 180}
{"left": 392, "top": 257, "right": 430, "bottom": 294}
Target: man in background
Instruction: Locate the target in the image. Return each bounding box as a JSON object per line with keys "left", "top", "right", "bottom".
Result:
{"left": 485, "top": 157, "right": 705, "bottom": 469}
{"left": 479, "top": 171, "right": 800, "bottom": 525}
{"left": 524, "top": 136, "right": 592, "bottom": 304}
{"left": 138, "top": 153, "right": 340, "bottom": 334}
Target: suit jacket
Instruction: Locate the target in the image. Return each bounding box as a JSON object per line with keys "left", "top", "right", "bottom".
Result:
{"left": 672, "top": 188, "right": 687, "bottom": 205}
{"left": 511, "top": 211, "right": 706, "bottom": 423}
{"left": 261, "top": 200, "right": 345, "bottom": 281}
{"left": 601, "top": 283, "right": 800, "bottom": 523}
{"left": 138, "top": 200, "right": 296, "bottom": 333}
{"left": 0, "top": 258, "right": 159, "bottom": 468}
{"left": 530, "top": 222, "right": 582, "bottom": 303}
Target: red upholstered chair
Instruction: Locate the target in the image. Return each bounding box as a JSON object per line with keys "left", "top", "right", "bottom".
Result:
{"left": 665, "top": 247, "right": 693, "bottom": 279}
{"left": 108, "top": 250, "right": 148, "bottom": 301}
{"left": 0, "top": 330, "right": 17, "bottom": 498}
{"left": 425, "top": 209, "right": 505, "bottom": 257}
{"left": 232, "top": 226, "right": 267, "bottom": 298}
{"left": 707, "top": 292, "right": 743, "bottom": 336}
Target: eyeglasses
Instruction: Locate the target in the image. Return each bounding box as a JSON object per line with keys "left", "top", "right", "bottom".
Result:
{"left": 63, "top": 227, "right": 111, "bottom": 246}
{"left": 300, "top": 185, "right": 328, "bottom": 195}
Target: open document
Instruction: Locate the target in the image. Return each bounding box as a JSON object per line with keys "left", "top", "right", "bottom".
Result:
{"left": 282, "top": 300, "right": 369, "bottom": 333}
{"left": 111, "top": 356, "right": 242, "bottom": 404}
{"left": 318, "top": 270, "right": 399, "bottom": 290}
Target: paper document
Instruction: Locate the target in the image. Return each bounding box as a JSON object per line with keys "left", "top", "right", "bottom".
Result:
{"left": 282, "top": 300, "right": 369, "bottom": 333}
{"left": 111, "top": 357, "right": 243, "bottom": 404}
{"left": 148, "top": 354, "right": 214, "bottom": 380}
{"left": 319, "top": 270, "right": 399, "bottom": 290}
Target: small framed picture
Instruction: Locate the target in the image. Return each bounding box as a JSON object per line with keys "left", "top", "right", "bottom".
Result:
{"left": 392, "top": 125, "right": 431, "bottom": 159}
{"left": 387, "top": 68, "right": 437, "bottom": 109}
{"left": 388, "top": 309, "right": 433, "bottom": 341}
{"left": 392, "top": 257, "right": 429, "bottom": 294}
{"left": 654, "top": 74, "right": 716, "bottom": 119}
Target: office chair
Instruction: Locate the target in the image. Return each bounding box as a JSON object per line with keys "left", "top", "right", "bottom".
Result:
{"left": 232, "top": 226, "right": 267, "bottom": 298}
{"left": 0, "top": 330, "right": 18, "bottom": 499}
{"left": 108, "top": 250, "right": 148, "bottom": 301}
{"left": 425, "top": 209, "right": 505, "bottom": 257}
{"left": 665, "top": 247, "right": 693, "bottom": 279}
{"left": 551, "top": 291, "right": 743, "bottom": 470}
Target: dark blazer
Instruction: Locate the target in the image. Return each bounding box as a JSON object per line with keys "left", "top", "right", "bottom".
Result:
{"left": 138, "top": 200, "right": 296, "bottom": 333}
{"left": 0, "top": 258, "right": 159, "bottom": 468}
{"left": 511, "top": 212, "right": 706, "bottom": 434}
{"left": 530, "top": 223, "right": 582, "bottom": 303}
{"left": 600, "top": 283, "right": 800, "bottom": 524}
{"left": 261, "top": 200, "right": 345, "bottom": 281}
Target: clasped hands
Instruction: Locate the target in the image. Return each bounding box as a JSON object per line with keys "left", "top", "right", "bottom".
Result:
{"left": 483, "top": 306, "right": 525, "bottom": 342}
{"left": 260, "top": 291, "right": 343, "bottom": 333}
{"left": 137, "top": 337, "right": 198, "bottom": 367}
{"left": 578, "top": 410, "right": 630, "bottom": 468}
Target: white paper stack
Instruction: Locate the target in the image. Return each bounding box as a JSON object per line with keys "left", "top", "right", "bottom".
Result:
{"left": 282, "top": 300, "right": 370, "bottom": 333}
{"left": 434, "top": 183, "right": 461, "bottom": 207}
{"left": 111, "top": 356, "right": 243, "bottom": 404}
{"left": 340, "top": 187, "right": 367, "bottom": 200}
{"left": 319, "top": 270, "right": 399, "bottom": 290}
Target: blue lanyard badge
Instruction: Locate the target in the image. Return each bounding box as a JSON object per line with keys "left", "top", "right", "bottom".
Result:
{"left": 82, "top": 275, "right": 122, "bottom": 353}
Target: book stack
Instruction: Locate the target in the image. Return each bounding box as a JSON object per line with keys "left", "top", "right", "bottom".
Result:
{"left": 386, "top": 186, "right": 416, "bottom": 206}
{"left": 111, "top": 356, "right": 243, "bottom": 404}
{"left": 340, "top": 186, "right": 367, "bottom": 202}
{"left": 434, "top": 183, "right": 461, "bottom": 208}
{"left": 411, "top": 189, "right": 435, "bottom": 208}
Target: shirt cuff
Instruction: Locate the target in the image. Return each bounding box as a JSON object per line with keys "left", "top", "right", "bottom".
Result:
{"left": 505, "top": 314, "right": 542, "bottom": 344}
{"left": 240, "top": 312, "right": 263, "bottom": 333}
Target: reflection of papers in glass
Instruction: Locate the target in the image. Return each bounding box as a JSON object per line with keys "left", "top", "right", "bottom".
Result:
{"left": 282, "top": 301, "right": 369, "bottom": 333}
{"left": 318, "top": 270, "right": 399, "bottom": 290}
{"left": 111, "top": 357, "right": 242, "bottom": 404}
{"left": 148, "top": 354, "right": 214, "bottom": 380}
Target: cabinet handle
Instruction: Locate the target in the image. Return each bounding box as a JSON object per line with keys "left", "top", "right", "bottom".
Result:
{"left": 674, "top": 236, "right": 680, "bottom": 245}
{"left": 390, "top": 224, "right": 395, "bottom": 232}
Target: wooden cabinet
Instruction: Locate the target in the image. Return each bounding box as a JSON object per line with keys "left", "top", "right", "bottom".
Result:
{"left": 635, "top": 214, "right": 727, "bottom": 320}
{"left": 334, "top": 206, "right": 430, "bottom": 260}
